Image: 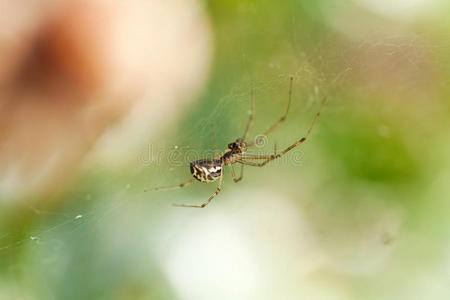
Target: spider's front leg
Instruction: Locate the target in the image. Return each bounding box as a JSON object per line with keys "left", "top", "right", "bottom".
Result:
{"left": 210, "top": 125, "right": 219, "bottom": 159}
{"left": 239, "top": 99, "right": 324, "bottom": 167}
{"left": 246, "top": 76, "right": 293, "bottom": 147}
{"left": 242, "top": 81, "right": 256, "bottom": 141}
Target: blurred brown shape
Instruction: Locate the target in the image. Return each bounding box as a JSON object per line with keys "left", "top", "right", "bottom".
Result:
{"left": 0, "top": 0, "right": 212, "bottom": 202}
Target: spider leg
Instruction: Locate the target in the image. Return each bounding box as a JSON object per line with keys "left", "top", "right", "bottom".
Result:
{"left": 239, "top": 155, "right": 274, "bottom": 160}
{"left": 247, "top": 76, "right": 293, "bottom": 147}
{"left": 211, "top": 125, "right": 219, "bottom": 158}
{"left": 144, "top": 178, "right": 197, "bottom": 192}
{"left": 173, "top": 165, "right": 224, "bottom": 208}
{"left": 242, "top": 81, "right": 256, "bottom": 142}
{"left": 230, "top": 164, "right": 244, "bottom": 183}
{"left": 238, "top": 159, "right": 270, "bottom": 166}
{"left": 239, "top": 101, "right": 324, "bottom": 167}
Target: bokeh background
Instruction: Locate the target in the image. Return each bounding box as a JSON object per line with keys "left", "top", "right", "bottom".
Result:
{"left": 1, "top": 0, "right": 449, "bottom": 299}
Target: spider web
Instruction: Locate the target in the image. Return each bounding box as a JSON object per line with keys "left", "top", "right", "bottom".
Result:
{"left": 1, "top": 1, "right": 449, "bottom": 298}
{"left": 0, "top": 35, "right": 440, "bottom": 254}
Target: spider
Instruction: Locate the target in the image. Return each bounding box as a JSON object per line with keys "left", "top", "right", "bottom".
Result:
{"left": 145, "top": 77, "right": 324, "bottom": 208}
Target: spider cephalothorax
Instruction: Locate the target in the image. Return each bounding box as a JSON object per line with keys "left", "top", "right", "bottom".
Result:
{"left": 228, "top": 138, "right": 247, "bottom": 153}
{"left": 145, "top": 77, "right": 324, "bottom": 208}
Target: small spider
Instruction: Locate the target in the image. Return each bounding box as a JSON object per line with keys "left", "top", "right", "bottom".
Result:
{"left": 145, "top": 77, "right": 324, "bottom": 208}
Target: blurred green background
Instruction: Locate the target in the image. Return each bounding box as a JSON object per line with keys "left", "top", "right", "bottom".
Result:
{"left": 1, "top": 0, "right": 450, "bottom": 299}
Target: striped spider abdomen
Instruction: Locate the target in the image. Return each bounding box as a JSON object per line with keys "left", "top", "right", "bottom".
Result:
{"left": 190, "top": 159, "right": 222, "bottom": 182}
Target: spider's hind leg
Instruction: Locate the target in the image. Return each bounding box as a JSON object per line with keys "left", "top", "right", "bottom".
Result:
{"left": 173, "top": 166, "right": 224, "bottom": 208}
